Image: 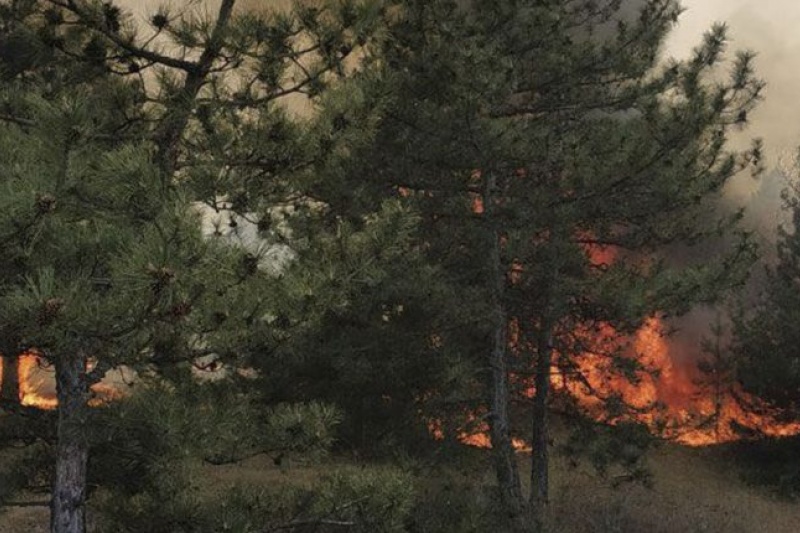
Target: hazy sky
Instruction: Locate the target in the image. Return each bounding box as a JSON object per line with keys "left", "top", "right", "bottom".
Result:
{"left": 667, "top": 1, "right": 800, "bottom": 155}
{"left": 661, "top": 1, "right": 800, "bottom": 214}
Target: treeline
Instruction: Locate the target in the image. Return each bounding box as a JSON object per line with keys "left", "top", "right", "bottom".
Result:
{"left": 0, "top": 1, "right": 796, "bottom": 532}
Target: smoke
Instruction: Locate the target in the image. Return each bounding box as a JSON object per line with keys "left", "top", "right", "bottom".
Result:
{"left": 656, "top": 2, "right": 800, "bottom": 376}
{"left": 666, "top": 1, "right": 800, "bottom": 229}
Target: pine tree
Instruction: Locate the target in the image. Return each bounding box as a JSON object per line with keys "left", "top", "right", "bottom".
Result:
{"left": 319, "top": 0, "right": 763, "bottom": 525}
{"left": 732, "top": 177, "right": 800, "bottom": 417}
{"left": 0, "top": 1, "right": 392, "bottom": 532}
{"left": 0, "top": 0, "right": 126, "bottom": 408}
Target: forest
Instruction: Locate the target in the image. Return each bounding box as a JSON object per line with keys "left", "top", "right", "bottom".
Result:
{"left": 0, "top": 1, "right": 799, "bottom": 532}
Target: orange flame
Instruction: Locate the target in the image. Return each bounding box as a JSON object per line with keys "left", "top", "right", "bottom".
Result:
{"left": 569, "top": 242, "right": 800, "bottom": 445}
{"left": 18, "top": 354, "right": 58, "bottom": 409}
{"left": 427, "top": 413, "right": 531, "bottom": 452}
{"left": 559, "top": 317, "right": 800, "bottom": 446}
{"left": 1, "top": 353, "right": 124, "bottom": 410}
{"left": 426, "top": 232, "right": 800, "bottom": 449}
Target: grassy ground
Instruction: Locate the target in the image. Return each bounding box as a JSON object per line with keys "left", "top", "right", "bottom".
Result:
{"left": 542, "top": 444, "right": 800, "bottom": 532}
{"left": 2, "top": 441, "right": 799, "bottom": 532}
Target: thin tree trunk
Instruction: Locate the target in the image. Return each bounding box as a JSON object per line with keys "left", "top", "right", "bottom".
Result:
{"left": 488, "top": 298, "right": 524, "bottom": 519}
{"left": 1, "top": 354, "right": 20, "bottom": 404}
{"left": 530, "top": 324, "right": 553, "bottom": 527}
{"left": 152, "top": 0, "right": 236, "bottom": 178}
{"left": 50, "top": 352, "right": 89, "bottom": 533}
{"left": 485, "top": 173, "right": 524, "bottom": 520}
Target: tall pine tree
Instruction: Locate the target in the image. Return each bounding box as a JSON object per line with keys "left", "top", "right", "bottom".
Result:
{"left": 317, "top": 0, "right": 763, "bottom": 525}
{"left": 732, "top": 175, "right": 800, "bottom": 418}
{"left": 0, "top": 1, "right": 392, "bottom": 532}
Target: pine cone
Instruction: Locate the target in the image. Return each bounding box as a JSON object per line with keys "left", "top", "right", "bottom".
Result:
{"left": 34, "top": 193, "right": 57, "bottom": 215}
{"left": 38, "top": 297, "right": 64, "bottom": 326}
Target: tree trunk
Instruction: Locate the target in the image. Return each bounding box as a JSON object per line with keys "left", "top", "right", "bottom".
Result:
{"left": 488, "top": 302, "right": 524, "bottom": 519}
{"left": 484, "top": 173, "right": 524, "bottom": 520}
{"left": 1, "top": 354, "right": 20, "bottom": 404}
{"left": 50, "top": 352, "right": 89, "bottom": 533}
{"left": 152, "top": 0, "right": 236, "bottom": 178}
{"left": 530, "top": 325, "right": 553, "bottom": 527}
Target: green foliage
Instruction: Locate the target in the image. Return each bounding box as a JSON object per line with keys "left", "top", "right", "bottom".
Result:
{"left": 88, "top": 381, "right": 348, "bottom": 532}
{"left": 312, "top": 0, "right": 764, "bottom": 440}
{"left": 252, "top": 199, "right": 473, "bottom": 451}
{"left": 0, "top": 436, "right": 53, "bottom": 507}
{"left": 306, "top": 466, "right": 415, "bottom": 533}
{"left": 303, "top": 6, "right": 764, "bottom": 512}
{"left": 732, "top": 181, "right": 800, "bottom": 415}
{"left": 0, "top": 1, "right": 778, "bottom": 529}
{"left": 408, "top": 474, "right": 500, "bottom": 533}
{"left": 92, "top": 458, "right": 415, "bottom": 533}
{"left": 89, "top": 381, "right": 341, "bottom": 486}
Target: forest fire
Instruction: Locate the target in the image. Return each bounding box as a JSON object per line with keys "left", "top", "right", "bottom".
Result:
{"left": 430, "top": 236, "right": 800, "bottom": 450}
{"left": 559, "top": 316, "right": 800, "bottom": 446}
{"left": 439, "top": 315, "right": 800, "bottom": 450}
{"left": 4, "top": 322, "right": 799, "bottom": 448}
{"left": 18, "top": 354, "right": 58, "bottom": 409}
{"left": 4, "top": 326, "right": 799, "bottom": 448}
{"left": 563, "top": 243, "right": 800, "bottom": 446}
{"left": 0, "top": 353, "right": 57, "bottom": 409}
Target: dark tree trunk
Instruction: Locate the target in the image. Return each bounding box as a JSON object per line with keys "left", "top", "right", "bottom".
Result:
{"left": 530, "top": 325, "right": 553, "bottom": 526}
{"left": 488, "top": 302, "right": 524, "bottom": 519}
{"left": 152, "top": 0, "right": 236, "bottom": 178}
{"left": 485, "top": 173, "right": 524, "bottom": 520}
{"left": 50, "top": 352, "right": 89, "bottom": 533}
{"left": 1, "top": 354, "right": 20, "bottom": 404}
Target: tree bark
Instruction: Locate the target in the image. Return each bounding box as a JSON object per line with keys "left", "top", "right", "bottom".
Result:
{"left": 530, "top": 324, "right": 553, "bottom": 527}
{"left": 1, "top": 354, "right": 20, "bottom": 404}
{"left": 484, "top": 173, "right": 524, "bottom": 520}
{"left": 50, "top": 352, "right": 89, "bottom": 533}
{"left": 488, "top": 298, "right": 524, "bottom": 519}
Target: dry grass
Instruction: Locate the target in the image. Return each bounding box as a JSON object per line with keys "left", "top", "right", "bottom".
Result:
{"left": 0, "top": 501, "right": 48, "bottom": 533}
{"left": 2, "top": 443, "right": 799, "bottom": 532}
{"left": 543, "top": 444, "right": 800, "bottom": 533}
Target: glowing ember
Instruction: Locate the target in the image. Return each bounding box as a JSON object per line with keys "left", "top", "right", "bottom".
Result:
{"left": 427, "top": 414, "right": 531, "bottom": 452}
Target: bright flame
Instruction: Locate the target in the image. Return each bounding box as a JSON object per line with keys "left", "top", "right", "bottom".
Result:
{"left": 19, "top": 354, "right": 58, "bottom": 409}
{"left": 427, "top": 413, "right": 531, "bottom": 452}
{"left": 427, "top": 232, "right": 800, "bottom": 449}
{"left": 561, "top": 317, "right": 800, "bottom": 446}
{"left": 1, "top": 353, "right": 124, "bottom": 410}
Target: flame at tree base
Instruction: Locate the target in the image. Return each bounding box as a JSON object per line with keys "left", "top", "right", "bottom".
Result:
{"left": 430, "top": 317, "right": 800, "bottom": 450}
{"left": 1, "top": 353, "right": 122, "bottom": 410}
{"left": 3, "top": 325, "right": 799, "bottom": 448}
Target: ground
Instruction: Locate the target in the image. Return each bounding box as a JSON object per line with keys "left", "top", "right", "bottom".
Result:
{"left": 1, "top": 442, "right": 798, "bottom": 532}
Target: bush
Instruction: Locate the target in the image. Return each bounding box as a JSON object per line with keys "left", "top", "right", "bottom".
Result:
{"left": 87, "top": 382, "right": 411, "bottom": 532}
{"left": 723, "top": 435, "right": 800, "bottom": 499}
{"left": 408, "top": 476, "right": 499, "bottom": 533}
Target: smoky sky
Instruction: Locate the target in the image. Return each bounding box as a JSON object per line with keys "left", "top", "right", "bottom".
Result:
{"left": 667, "top": 1, "right": 800, "bottom": 206}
